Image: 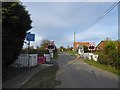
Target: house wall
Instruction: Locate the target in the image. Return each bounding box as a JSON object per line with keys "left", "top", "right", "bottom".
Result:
{"left": 74, "top": 42, "right": 89, "bottom": 49}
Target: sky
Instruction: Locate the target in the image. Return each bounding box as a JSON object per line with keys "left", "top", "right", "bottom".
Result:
{"left": 21, "top": 0, "right": 118, "bottom": 48}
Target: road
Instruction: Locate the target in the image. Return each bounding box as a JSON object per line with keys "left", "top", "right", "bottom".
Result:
{"left": 3, "top": 64, "right": 53, "bottom": 88}
{"left": 55, "top": 52, "right": 118, "bottom": 88}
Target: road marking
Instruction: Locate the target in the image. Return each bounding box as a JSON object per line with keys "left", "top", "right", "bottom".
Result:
{"left": 22, "top": 76, "right": 31, "bottom": 85}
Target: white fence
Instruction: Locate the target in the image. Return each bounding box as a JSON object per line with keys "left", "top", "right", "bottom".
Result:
{"left": 44, "top": 54, "right": 51, "bottom": 62}
{"left": 81, "top": 53, "right": 98, "bottom": 61}
{"left": 12, "top": 54, "right": 38, "bottom": 67}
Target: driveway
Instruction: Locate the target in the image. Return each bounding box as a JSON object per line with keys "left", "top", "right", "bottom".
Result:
{"left": 55, "top": 52, "right": 118, "bottom": 88}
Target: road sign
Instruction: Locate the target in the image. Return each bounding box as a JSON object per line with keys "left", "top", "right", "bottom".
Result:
{"left": 26, "top": 33, "right": 35, "bottom": 41}
{"left": 88, "top": 42, "right": 96, "bottom": 51}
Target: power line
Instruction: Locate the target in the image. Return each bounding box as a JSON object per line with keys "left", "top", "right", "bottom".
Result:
{"left": 82, "top": 1, "right": 119, "bottom": 31}
{"left": 93, "top": 1, "right": 119, "bottom": 25}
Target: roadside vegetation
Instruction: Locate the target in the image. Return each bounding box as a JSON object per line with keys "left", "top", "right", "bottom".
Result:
{"left": 21, "top": 65, "right": 61, "bottom": 88}
{"left": 59, "top": 46, "right": 77, "bottom": 55}
{"left": 95, "top": 41, "right": 120, "bottom": 69}
{"left": 21, "top": 39, "right": 59, "bottom": 59}
{"left": 84, "top": 60, "right": 119, "bottom": 76}
{"left": 84, "top": 40, "right": 120, "bottom": 76}
{"left": 2, "top": 2, "right": 32, "bottom": 71}
{"left": 66, "top": 50, "right": 77, "bottom": 55}
{"left": 53, "top": 50, "right": 59, "bottom": 59}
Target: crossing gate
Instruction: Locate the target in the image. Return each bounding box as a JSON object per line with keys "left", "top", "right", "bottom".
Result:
{"left": 44, "top": 54, "right": 51, "bottom": 62}
{"left": 12, "top": 54, "right": 38, "bottom": 67}
{"left": 81, "top": 53, "right": 98, "bottom": 61}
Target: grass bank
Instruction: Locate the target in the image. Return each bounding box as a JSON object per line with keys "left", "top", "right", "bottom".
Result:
{"left": 84, "top": 60, "right": 120, "bottom": 76}
{"left": 21, "top": 65, "right": 61, "bottom": 88}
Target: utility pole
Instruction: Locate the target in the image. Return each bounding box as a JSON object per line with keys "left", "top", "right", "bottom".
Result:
{"left": 74, "top": 31, "right": 76, "bottom": 49}
{"left": 74, "top": 31, "right": 76, "bottom": 43}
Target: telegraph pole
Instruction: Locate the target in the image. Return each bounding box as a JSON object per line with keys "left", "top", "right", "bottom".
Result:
{"left": 74, "top": 31, "right": 76, "bottom": 49}
{"left": 74, "top": 31, "right": 76, "bottom": 43}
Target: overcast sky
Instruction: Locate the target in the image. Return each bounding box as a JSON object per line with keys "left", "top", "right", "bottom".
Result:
{"left": 22, "top": 1, "right": 118, "bottom": 48}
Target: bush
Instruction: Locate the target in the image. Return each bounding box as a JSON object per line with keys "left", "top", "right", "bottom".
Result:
{"left": 97, "top": 48, "right": 119, "bottom": 68}
{"left": 37, "top": 49, "right": 49, "bottom": 56}
{"left": 21, "top": 48, "right": 37, "bottom": 54}
{"left": 109, "top": 49, "right": 119, "bottom": 68}
{"left": 104, "top": 41, "right": 116, "bottom": 55}
{"left": 98, "top": 53, "right": 112, "bottom": 65}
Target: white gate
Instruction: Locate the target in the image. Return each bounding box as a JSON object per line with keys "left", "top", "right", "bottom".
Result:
{"left": 81, "top": 53, "right": 98, "bottom": 61}
{"left": 12, "top": 54, "right": 38, "bottom": 67}
{"left": 44, "top": 54, "right": 51, "bottom": 62}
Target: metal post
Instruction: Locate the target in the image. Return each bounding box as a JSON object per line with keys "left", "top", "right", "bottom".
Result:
{"left": 28, "top": 41, "right": 30, "bottom": 67}
{"left": 74, "top": 31, "right": 76, "bottom": 50}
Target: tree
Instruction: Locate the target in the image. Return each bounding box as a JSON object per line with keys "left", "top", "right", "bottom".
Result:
{"left": 2, "top": 2, "right": 32, "bottom": 69}
{"left": 60, "top": 46, "right": 67, "bottom": 51}
{"left": 36, "top": 39, "right": 50, "bottom": 56}
{"left": 70, "top": 47, "right": 73, "bottom": 50}
{"left": 60, "top": 46, "right": 64, "bottom": 51}
{"left": 40, "top": 39, "right": 50, "bottom": 49}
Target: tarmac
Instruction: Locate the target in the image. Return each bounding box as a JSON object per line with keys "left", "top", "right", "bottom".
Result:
{"left": 2, "top": 63, "right": 53, "bottom": 88}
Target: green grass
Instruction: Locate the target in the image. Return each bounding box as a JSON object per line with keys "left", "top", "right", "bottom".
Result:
{"left": 84, "top": 60, "right": 120, "bottom": 76}
{"left": 53, "top": 52, "right": 59, "bottom": 59}
{"left": 66, "top": 50, "right": 77, "bottom": 55}
{"left": 21, "top": 65, "right": 61, "bottom": 88}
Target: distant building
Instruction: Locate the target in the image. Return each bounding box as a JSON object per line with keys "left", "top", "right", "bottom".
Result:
{"left": 96, "top": 38, "right": 119, "bottom": 50}
{"left": 74, "top": 42, "right": 89, "bottom": 50}
{"left": 96, "top": 41, "right": 108, "bottom": 50}
{"left": 73, "top": 42, "right": 95, "bottom": 50}
{"left": 96, "top": 38, "right": 111, "bottom": 50}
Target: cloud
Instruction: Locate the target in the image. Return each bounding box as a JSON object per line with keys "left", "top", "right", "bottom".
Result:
{"left": 71, "top": 24, "right": 117, "bottom": 46}
{"left": 22, "top": 2, "right": 118, "bottom": 48}
{"left": 66, "top": 23, "right": 118, "bottom": 46}
{"left": 20, "top": 0, "right": 118, "bottom": 2}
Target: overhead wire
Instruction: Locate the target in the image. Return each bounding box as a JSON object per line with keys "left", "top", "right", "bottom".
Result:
{"left": 79, "top": 1, "right": 119, "bottom": 32}
{"left": 92, "top": 1, "right": 119, "bottom": 26}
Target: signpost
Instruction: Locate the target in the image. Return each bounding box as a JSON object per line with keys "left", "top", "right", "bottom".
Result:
{"left": 26, "top": 33, "right": 35, "bottom": 41}
{"left": 26, "top": 32, "right": 35, "bottom": 67}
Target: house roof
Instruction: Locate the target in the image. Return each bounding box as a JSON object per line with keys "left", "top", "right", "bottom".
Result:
{"left": 96, "top": 40, "right": 120, "bottom": 49}
{"left": 74, "top": 42, "right": 90, "bottom": 46}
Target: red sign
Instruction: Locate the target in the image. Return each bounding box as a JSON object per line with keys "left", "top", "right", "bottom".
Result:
{"left": 88, "top": 42, "right": 96, "bottom": 51}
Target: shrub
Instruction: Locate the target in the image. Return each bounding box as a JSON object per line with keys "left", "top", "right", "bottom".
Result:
{"left": 104, "top": 41, "right": 116, "bottom": 55}
{"left": 37, "top": 49, "right": 49, "bottom": 56}
{"left": 109, "top": 49, "right": 120, "bottom": 68}
{"left": 98, "top": 53, "right": 112, "bottom": 65}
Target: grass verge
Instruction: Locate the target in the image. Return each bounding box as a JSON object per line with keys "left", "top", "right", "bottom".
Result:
{"left": 53, "top": 52, "right": 59, "bottom": 59}
{"left": 66, "top": 50, "right": 77, "bottom": 55}
{"left": 21, "top": 65, "right": 61, "bottom": 88}
{"left": 83, "top": 60, "right": 120, "bottom": 76}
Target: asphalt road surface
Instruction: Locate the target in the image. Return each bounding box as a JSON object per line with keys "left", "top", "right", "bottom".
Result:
{"left": 55, "top": 52, "right": 119, "bottom": 88}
